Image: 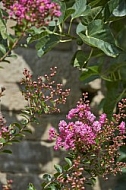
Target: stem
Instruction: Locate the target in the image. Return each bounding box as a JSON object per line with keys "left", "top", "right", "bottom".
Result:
{"left": 68, "top": 19, "right": 73, "bottom": 35}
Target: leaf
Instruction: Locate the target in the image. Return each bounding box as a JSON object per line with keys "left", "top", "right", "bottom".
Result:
{"left": 0, "top": 9, "right": 7, "bottom": 39}
{"left": 80, "top": 66, "right": 99, "bottom": 81}
{"left": 71, "top": 50, "right": 88, "bottom": 68}
{"left": 78, "top": 19, "right": 120, "bottom": 57}
{"left": 113, "top": 0, "right": 126, "bottom": 17}
{"left": 64, "top": 157, "right": 72, "bottom": 167}
{"left": 54, "top": 164, "right": 62, "bottom": 174}
{"left": 81, "top": 6, "right": 102, "bottom": 25}
{"left": 0, "top": 138, "right": 6, "bottom": 143}
{"left": 27, "top": 31, "right": 48, "bottom": 44}
{"left": 0, "top": 44, "right": 6, "bottom": 55}
{"left": 35, "top": 34, "right": 60, "bottom": 57}
{"left": 88, "top": 0, "right": 101, "bottom": 7}
{"left": 64, "top": 8, "right": 75, "bottom": 21}
{"left": 104, "top": 0, "right": 120, "bottom": 20}
{"left": 43, "top": 174, "right": 52, "bottom": 182}
{"left": 27, "top": 183, "right": 36, "bottom": 190}
{"left": 71, "top": 0, "right": 87, "bottom": 19}
{"left": 76, "top": 22, "right": 87, "bottom": 34}
{"left": 116, "top": 25, "right": 126, "bottom": 51}
{"left": 2, "top": 149, "right": 12, "bottom": 154}
{"left": 103, "top": 81, "right": 126, "bottom": 119}
{"left": 23, "top": 129, "right": 32, "bottom": 134}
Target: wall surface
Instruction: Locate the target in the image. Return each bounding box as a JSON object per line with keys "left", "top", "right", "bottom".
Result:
{"left": 0, "top": 35, "right": 119, "bottom": 190}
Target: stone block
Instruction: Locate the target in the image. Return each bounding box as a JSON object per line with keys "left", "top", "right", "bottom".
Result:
{"left": 0, "top": 141, "right": 54, "bottom": 174}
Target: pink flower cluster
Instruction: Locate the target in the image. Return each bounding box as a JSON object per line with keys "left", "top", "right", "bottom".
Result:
{"left": 49, "top": 97, "right": 107, "bottom": 151}
{"left": 49, "top": 95, "right": 126, "bottom": 152}
{"left": 2, "top": 0, "right": 61, "bottom": 27}
{"left": 0, "top": 112, "right": 12, "bottom": 148}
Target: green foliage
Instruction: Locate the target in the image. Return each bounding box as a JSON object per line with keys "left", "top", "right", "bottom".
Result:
{"left": 13, "top": 0, "right": 125, "bottom": 117}
{"left": 27, "top": 183, "right": 36, "bottom": 190}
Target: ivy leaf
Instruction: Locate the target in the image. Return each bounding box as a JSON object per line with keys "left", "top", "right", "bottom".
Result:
{"left": 78, "top": 19, "right": 120, "bottom": 57}
{"left": 71, "top": 0, "right": 87, "bottom": 19}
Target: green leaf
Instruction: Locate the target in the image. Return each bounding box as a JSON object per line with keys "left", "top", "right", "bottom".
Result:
{"left": 71, "top": 0, "right": 87, "bottom": 19}
{"left": 113, "top": 0, "right": 126, "bottom": 17}
{"left": 88, "top": 0, "right": 101, "bottom": 7}
{"left": 2, "top": 149, "right": 12, "bottom": 154}
{"left": 81, "top": 6, "right": 102, "bottom": 25}
{"left": 64, "top": 8, "right": 75, "bottom": 21}
{"left": 80, "top": 66, "right": 99, "bottom": 81}
{"left": 71, "top": 50, "right": 88, "bottom": 68}
{"left": 0, "top": 138, "right": 6, "bottom": 143}
{"left": 76, "top": 22, "right": 87, "bottom": 34}
{"left": 23, "top": 129, "right": 32, "bottom": 134}
{"left": 103, "top": 81, "right": 126, "bottom": 119}
{"left": 0, "top": 9, "right": 7, "bottom": 39}
{"left": 36, "top": 34, "right": 60, "bottom": 57}
{"left": 27, "top": 183, "right": 36, "bottom": 190}
{"left": 104, "top": 0, "right": 120, "bottom": 20}
{"left": 43, "top": 174, "right": 52, "bottom": 182}
{"left": 27, "top": 31, "right": 48, "bottom": 44}
{"left": 64, "top": 157, "right": 72, "bottom": 167}
{"left": 118, "top": 151, "right": 126, "bottom": 162}
{"left": 0, "top": 44, "right": 6, "bottom": 55}
{"left": 78, "top": 19, "right": 119, "bottom": 57}
{"left": 54, "top": 164, "right": 62, "bottom": 174}
{"left": 116, "top": 25, "right": 126, "bottom": 51}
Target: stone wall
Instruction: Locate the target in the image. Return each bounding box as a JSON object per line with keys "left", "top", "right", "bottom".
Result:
{"left": 0, "top": 37, "right": 118, "bottom": 190}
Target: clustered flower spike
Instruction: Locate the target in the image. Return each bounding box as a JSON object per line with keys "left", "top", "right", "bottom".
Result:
{"left": 49, "top": 94, "right": 107, "bottom": 151}
{"left": 2, "top": 0, "right": 61, "bottom": 27}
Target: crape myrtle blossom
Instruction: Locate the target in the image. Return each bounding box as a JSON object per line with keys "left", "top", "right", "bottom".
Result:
{"left": 49, "top": 94, "right": 126, "bottom": 154}
{"left": 2, "top": 0, "right": 61, "bottom": 27}
{"left": 49, "top": 95, "right": 126, "bottom": 183}
{"left": 119, "top": 121, "right": 125, "bottom": 134}
{"left": 49, "top": 96, "right": 107, "bottom": 152}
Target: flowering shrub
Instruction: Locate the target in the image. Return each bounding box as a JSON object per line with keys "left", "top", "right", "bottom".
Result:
{"left": 0, "top": 0, "right": 126, "bottom": 189}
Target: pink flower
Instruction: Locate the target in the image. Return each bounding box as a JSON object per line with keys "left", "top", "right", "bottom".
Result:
{"left": 99, "top": 113, "right": 106, "bottom": 124}
{"left": 119, "top": 121, "right": 125, "bottom": 134}
{"left": 49, "top": 127, "right": 56, "bottom": 140}
{"left": 92, "top": 121, "right": 101, "bottom": 132}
